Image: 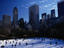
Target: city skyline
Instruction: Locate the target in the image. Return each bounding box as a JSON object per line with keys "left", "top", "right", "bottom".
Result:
{"left": 0, "top": 0, "right": 64, "bottom": 44}
{"left": 0, "top": 0, "right": 61, "bottom": 22}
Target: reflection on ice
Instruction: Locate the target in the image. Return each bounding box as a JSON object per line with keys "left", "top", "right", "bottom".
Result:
{"left": 0, "top": 38, "right": 64, "bottom": 48}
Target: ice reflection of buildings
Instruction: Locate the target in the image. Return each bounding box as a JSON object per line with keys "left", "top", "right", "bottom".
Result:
{"left": 3, "top": 15, "right": 11, "bottom": 34}
{"left": 29, "top": 4, "right": 39, "bottom": 30}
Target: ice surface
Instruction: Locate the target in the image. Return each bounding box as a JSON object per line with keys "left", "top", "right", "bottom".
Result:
{"left": 0, "top": 38, "right": 64, "bottom": 48}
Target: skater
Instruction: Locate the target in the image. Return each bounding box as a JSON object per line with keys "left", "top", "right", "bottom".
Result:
{"left": 19, "top": 42, "right": 21, "bottom": 45}
{"left": 1, "top": 46, "right": 4, "bottom": 48}
{"left": 50, "top": 42, "right": 52, "bottom": 45}
{"left": 55, "top": 42, "right": 58, "bottom": 45}
{"left": 26, "top": 42, "right": 28, "bottom": 45}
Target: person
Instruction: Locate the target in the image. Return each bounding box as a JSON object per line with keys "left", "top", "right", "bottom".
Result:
{"left": 19, "top": 42, "right": 21, "bottom": 45}
{"left": 5, "top": 41, "right": 7, "bottom": 44}
{"left": 61, "top": 47, "right": 63, "bottom": 48}
{"left": 26, "top": 43, "right": 28, "bottom": 45}
{"left": 12, "top": 44, "right": 13, "bottom": 47}
{"left": 50, "top": 42, "right": 52, "bottom": 45}
{"left": 55, "top": 42, "right": 58, "bottom": 45}
{"left": 1, "top": 46, "right": 4, "bottom": 48}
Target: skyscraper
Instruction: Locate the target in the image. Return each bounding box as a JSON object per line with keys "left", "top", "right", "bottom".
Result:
{"left": 29, "top": 4, "right": 39, "bottom": 30}
{"left": 58, "top": 1, "right": 64, "bottom": 17}
{"left": 41, "top": 13, "right": 47, "bottom": 25}
{"left": 0, "top": 20, "right": 2, "bottom": 27}
{"left": 13, "top": 7, "right": 18, "bottom": 29}
{"left": 42, "top": 13, "right": 47, "bottom": 21}
{"left": 47, "top": 14, "right": 51, "bottom": 20}
{"left": 3, "top": 15, "right": 11, "bottom": 34}
{"left": 51, "top": 9, "right": 55, "bottom": 18}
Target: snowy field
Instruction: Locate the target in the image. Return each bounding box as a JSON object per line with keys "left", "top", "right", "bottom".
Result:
{"left": 0, "top": 38, "right": 64, "bottom": 48}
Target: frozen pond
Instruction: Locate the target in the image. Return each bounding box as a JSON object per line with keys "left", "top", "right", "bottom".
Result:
{"left": 0, "top": 38, "right": 64, "bottom": 48}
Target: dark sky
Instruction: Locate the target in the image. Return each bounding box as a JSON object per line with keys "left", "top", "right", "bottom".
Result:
{"left": 0, "top": 0, "right": 61, "bottom": 22}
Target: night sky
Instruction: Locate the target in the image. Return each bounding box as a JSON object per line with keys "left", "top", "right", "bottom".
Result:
{"left": 0, "top": 0, "right": 61, "bottom": 22}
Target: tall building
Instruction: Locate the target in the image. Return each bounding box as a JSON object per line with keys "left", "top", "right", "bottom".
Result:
{"left": 13, "top": 7, "right": 18, "bottom": 29}
{"left": 58, "top": 1, "right": 64, "bottom": 17}
{"left": 47, "top": 14, "right": 51, "bottom": 20}
{"left": 3, "top": 15, "right": 11, "bottom": 34}
{"left": 0, "top": 20, "right": 2, "bottom": 33}
{"left": 29, "top": 4, "right": 39, "bottom": 30}
{"left": 18, "top": 18, "right": 24, "bottom": 28}
{"left": 51, "top": 9, "right": 55, "bottom": 18}
{"left": 42, "top": 13, "right": 47, "bottom": 21}
{"left": 0, "top": 20, "right": 2, "bottom": 27}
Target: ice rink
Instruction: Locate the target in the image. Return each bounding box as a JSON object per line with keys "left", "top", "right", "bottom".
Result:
{"left": 0, "top": 38, "right": 64, "bottom": 48}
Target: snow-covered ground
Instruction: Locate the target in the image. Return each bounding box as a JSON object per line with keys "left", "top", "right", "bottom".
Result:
{"left": 0, "top": 38, "right": 64, "bottom": 48}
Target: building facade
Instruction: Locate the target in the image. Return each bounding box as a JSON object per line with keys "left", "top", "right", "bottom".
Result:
{"left": 3, "top": 15, "right": 11, "bottom": 34}
{"left": 51, "top": 9, "right": 55, "bottom": 18}
{"left": 0, "top": 20, "right": 2, "bottom": 27}
{"left": 13, "top": 7, "right": 18, "bottom": 29}
{"left": 29, "top": 4, "right": 39, "bottom": 30}
{"left": 58, "top": 1, "right": 64, "bottom": 17}
{"left": 47, "top": 14, "right": 51, "bottom": 20}
{"left": 42, "top": 13, "right": 47, "bottom": 22}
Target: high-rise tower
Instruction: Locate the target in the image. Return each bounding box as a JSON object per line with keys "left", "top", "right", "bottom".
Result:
{"left": 58, "top": 1, "right": 64, "bottom": 17}
{"left": 29, "top": 4, "right": 39, "bottom": 30}
{"left": 13, "top": 7, "right": 18, "bottom": 29}
{"left": 51, "top": 9, "right": 55, "bottom": 18}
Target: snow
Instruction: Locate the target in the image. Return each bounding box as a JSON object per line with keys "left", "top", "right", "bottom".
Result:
{"left": 0, "top": 38, "right": 64, "bottom": 48}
